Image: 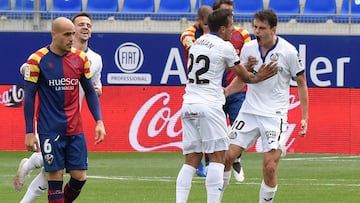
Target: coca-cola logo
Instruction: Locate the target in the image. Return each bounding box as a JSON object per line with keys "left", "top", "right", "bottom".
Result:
{"left": 129, "top": 92, "right": 183, "bottom": 152}
{"left": 0, "top": 85, "right": 24, "bottom": 107}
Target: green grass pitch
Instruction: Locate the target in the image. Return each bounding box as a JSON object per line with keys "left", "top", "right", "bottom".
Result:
{"left": 0, "top": 151, "right": 359, "bottom": 202}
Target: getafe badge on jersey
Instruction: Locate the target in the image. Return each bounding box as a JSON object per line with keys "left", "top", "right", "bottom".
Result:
{"left": 270, "top": 53, "right": 279, "bottom": 62}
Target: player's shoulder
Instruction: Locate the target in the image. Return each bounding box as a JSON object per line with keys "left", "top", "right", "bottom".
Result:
{"left": 233, "top": 26, "right": 250, "bottom": 36}
{"left": 198, "top": 34, "right": 226, "bottom": 46}
{"left": 28, "top": 47, "right": 49, "bottom": 62}
{"left": 86, "top": 48, "right": 102, "bottom": 58}
{"left": 70, "top": 47, "right": 88, "bottom": 60}
{"left": 33, "top": 47, "right": 49, "bottom": 56}
{"left": 181, "top": 25, "right": 196, "bottom": 36}
{"left": 243, "top": 39, "right": 258, "bottom": 48}
{"left": 277, "top": 36, "right": 298, "bottom": 54}
{"left": 233, "top": 26, "right": 249, "bottom": 34}
{"left": 86, "top": 48, "right": 103, "bottom": 68}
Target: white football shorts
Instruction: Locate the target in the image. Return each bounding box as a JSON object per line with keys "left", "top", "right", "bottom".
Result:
{"left": 181, "top": 103, "right": 229, "bottom": 155}
{"left": 228, "top": 112, "right": 288, "bottom": 155}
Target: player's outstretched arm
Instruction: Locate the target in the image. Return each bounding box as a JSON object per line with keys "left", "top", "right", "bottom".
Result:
{"left": 224, "top": 76, "right": 245, "bottom": 97}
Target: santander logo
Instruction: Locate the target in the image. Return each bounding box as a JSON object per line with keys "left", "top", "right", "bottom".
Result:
{"left": 129, "top": 92, "right": 183, "bottom": 152}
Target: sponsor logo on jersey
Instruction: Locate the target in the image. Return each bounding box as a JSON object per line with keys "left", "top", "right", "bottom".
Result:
{"left": 48, "top": 78, "right": 79, "bottom": 91}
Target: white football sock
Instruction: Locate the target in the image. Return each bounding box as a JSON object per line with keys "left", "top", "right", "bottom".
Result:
{"left": 222, "top": 170, "right": 231, "bottom": 191}
{"left": 20, "top": 168, "right": 47, "bottom": 203}
{"left": 205, "top": 162, "right": 224, "bottom": 203}
{"left": 259, "top": 180, "right": 278, "bottom": 203}
{"left": 220, "top": 170, "right": 231, "bottom": 201}
{"left": 176, "top": 164, "right": 196, "bottom": 203}
{"left": 23, "top": 152, "right": 43, "bottom": 172}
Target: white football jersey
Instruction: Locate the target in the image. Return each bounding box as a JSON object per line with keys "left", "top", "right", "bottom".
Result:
{"left": 240, "top": 36, "right": 304, "bottom": 117}
{"left": 183, "top": 34, "right": 240, "bottom": 106}
{"left": 80, "top": 47, "right": 103, "bottom": 103}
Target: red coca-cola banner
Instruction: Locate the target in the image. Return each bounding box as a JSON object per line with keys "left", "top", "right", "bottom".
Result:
{"left": 1, "top": 85, "right": 360, "bottom": 154}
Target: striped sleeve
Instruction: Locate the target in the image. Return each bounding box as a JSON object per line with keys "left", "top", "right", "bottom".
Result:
{"left": 236, "top": 27, "right": 251, "bottom": 43}
{"left": 73, "top": 48, "right": 91, "bottom": 79}
{"left": 180, "top": 26, "right": 196, "bottom": 50}
{"left": 25, "top": 47, "right": 48, "bottom": 83}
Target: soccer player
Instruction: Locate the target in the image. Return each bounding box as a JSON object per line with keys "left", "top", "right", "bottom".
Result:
{"left": 212, "top": 0, "right": 255, "bottom": 183}
{"left": 23, "top": 16, "right": 106, "bottom": 203}
{"left": 176, "top": 9, "right": 277, "bottom": 203}
{"left": 221, "top": 9, "right": 309, "bottom": 202}
{"left": 180, "top": 5, "right": 213, "bottom": 177}
{"left": 14, "top": 13, "right": 104, "bottom": 203}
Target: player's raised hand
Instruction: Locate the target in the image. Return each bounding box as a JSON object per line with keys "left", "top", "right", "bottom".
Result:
{"left": 94, "top": 120, "right": 106, "bottom": 145}
{"left": 245, "top": 56, "right": 258, "bottom": 72}
{"left": 257, "top": 61, "right": 278, "bottom": 81}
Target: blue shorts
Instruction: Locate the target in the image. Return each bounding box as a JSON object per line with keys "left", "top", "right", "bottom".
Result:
{"left": 223, "top": 92, "right": 246, "bottom": 125}
{"left": 39, "top": 133, "right": 88, "bottom": 173}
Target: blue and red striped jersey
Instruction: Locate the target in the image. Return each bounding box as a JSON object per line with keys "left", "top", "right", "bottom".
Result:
{"left": 24, "top": 47, "right": 92, "bottom": 136}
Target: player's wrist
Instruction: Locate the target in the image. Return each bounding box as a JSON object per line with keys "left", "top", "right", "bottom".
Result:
{"left": 255, "top": 72, "right": 263, "bottom": 82}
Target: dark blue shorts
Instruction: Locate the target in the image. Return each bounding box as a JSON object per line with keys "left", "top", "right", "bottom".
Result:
{"left": 223, "top": 92, "right": 246, "bottom": 125}
{"left": 39, "top": 133, "right": 88, "bottom": 173}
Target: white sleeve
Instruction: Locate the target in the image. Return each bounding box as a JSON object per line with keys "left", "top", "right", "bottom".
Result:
{"left": 288, "top": 49, "right": 305, "bottom": 77}
{"left": 224, "top": 42, "right": 240, "bottom": 68}
{"left": 239, "top": 43, "right": 249, "bottom": 65}
{"left": 92, "top": 55, "right": 103, "bottom": 90}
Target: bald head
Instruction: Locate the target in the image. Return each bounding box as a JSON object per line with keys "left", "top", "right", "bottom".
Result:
{"left": 50, "top": 17, "right": 75, "bottom": 55}
{"left": 197, "top": 5, "right": 213, "bottom": 21}
{"left": 52, "top": 17, "right": 74, "bottom": 32}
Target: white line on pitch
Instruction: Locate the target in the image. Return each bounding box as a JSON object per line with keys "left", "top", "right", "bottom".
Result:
{"left": 87, "top": 175, "right": 360, "bottom": 187}
{"left": 282, "top": 155, "right": 360, "bottom": 161}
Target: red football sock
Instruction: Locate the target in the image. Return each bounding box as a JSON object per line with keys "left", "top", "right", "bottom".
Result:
{"left": 64, "top": 177, "right": 86, "bottom": 203}
{"left": 48, "top": 180, "right": 64, "bottom": 203}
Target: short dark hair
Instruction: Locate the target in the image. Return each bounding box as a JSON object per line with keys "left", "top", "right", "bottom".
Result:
{"left": 208, "top": 9, "right": 233, "bottom": 32}
{"left": 212, "top": 0, "right": 234, "bottom": 10}
{"left": 254, "top": 9, "right": 278, "bottom": 28}
{"left": 71, "top": 12, "right": 93, "bottom": 23}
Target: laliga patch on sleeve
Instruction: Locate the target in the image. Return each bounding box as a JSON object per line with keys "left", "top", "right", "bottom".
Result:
{"left": 24, "top": 64, "right": 31, "bottom": 78}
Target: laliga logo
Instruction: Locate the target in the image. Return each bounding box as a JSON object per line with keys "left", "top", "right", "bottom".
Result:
{"left": 114, "top": 42, "right": 144, "bottom": 73}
